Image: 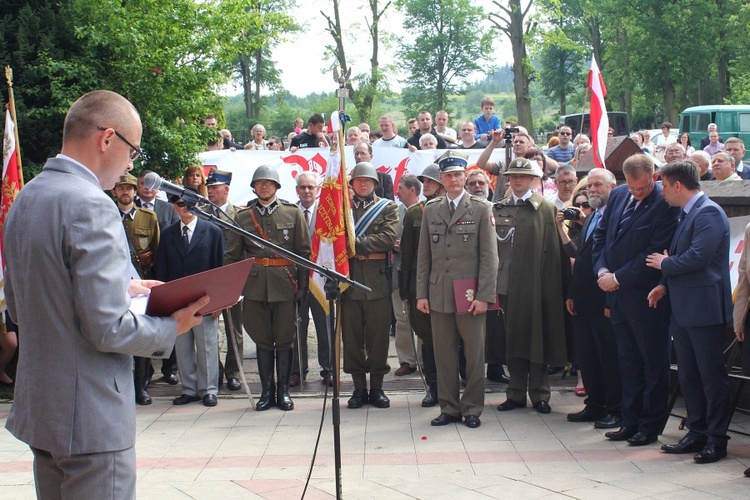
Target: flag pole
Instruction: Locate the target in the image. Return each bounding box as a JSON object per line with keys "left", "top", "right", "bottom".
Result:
{"left": 4, "top": 66, "right": 23, "bottom": 188}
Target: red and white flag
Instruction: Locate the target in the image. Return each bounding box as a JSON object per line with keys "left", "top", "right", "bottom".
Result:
{"left": 1, "top": 109, "right": 22, "bottom": 313}
{"left": 309, "top": 111, "right": 356, "bottom": 313}
{"left": 587, "top": 55, "right": 609, "bottom": 169}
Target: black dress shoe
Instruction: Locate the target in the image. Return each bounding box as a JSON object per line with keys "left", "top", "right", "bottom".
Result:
{"left": 605, "top": 427, "right": 637, "bottom": 441}
{"left": 202, "top": 394, "right": 218, "bottom": 407}
{"left": 497, "top": 399, "right": 526, "bottom": 411}
{"left": 226, "top": 377, "right": 241, "bottom": 391}
{"left": 173, "top": 394, "right": 201, "bottom": 405}
{"left": 421, "top": 390, "right": 438, "bottom": 408}
{"left": 369, "top": 388, "right": 390, "bottom": 408}
{"left": 348, "top": 388, "right": 369, "bottom": 409}
{"left": 164, "top": 373, "right": 179, "bottom": 385}
{"left": 567, "top": 407, "right": 606, "bottom": 422}
{"left": 627, "top": 431, "right": 658, "bottom": 446}
{"left": 594, "top": 414, "right": 622, "bottom": 429}
{"left": 533, "top": 401, "right": 552, "bottom": 414}
{"left": 431, "top": 413, "right": 461, "bottom": 426}
{"left": 694, "top": 443, "right": 727, "bottom": 464}
{"left": 744, "top": 466, "right": 750, "bottom": 477}
{"left": 661, "top": 436, "right": 706, "bottom": 454}
{"left": 464, "top": 415, "right": 481, "bottom": 428}
{"left": 136, "top": 390, "right": 152, "bottom": 406}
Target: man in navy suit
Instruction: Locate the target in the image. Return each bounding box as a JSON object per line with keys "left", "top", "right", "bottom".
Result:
{"left": 592, "top": 154, "right": 678, "bottom": 446}
{"left": 565, "top": 168, "right": 623, "bottom": 430}
{"left": 157, "top": 190, "right": 225, "bottom": 407}
{"left": 646, "top": 160, "right": 732, "bottom": 464}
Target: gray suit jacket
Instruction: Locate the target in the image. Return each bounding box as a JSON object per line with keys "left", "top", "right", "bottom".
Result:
{"left": 4, "top": 156, "right": 178, "bottom": 456}
{"left": 136, "top": 196, "right": 179, "bottom": 230}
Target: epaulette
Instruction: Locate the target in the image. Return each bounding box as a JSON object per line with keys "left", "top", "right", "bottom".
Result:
{"left": 135, "top": 206, "right": 157, "bottom": 216}
{"left": 469, "top": 195, "right": 491, "bottom": 204}
{"left": 278, "top": 198, "right": 296, "bottom": 206}
{"left": 425, "top": 196, "right": 443, "bottom": 206}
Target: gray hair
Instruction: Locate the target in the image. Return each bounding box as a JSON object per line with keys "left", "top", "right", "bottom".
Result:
{"left": 419, "top": 133, "right": 437, "bottom": 147}
{"left": 296, "top": 171, "right": 320, "bottom": 185}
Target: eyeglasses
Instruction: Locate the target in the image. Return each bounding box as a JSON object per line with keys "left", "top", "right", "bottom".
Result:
{"left": 467, "top": 181, "right": 486, "bottom": 186}
{"left": 559, "top": 131, "right": 572, "bottom": 136}
{"left": 297, "top": 185, "right": 316, "bottom": 190}
{"left": 574, "top": 201, "right": 590, "bottom": 209}
{"left": 557, "top": 180, "right": 577, "bottom": 186}
{"left": 97, "top": 126, "right": 141, "bottom": 161}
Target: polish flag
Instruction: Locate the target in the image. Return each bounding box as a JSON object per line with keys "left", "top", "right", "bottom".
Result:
{"left": 1, "top": 109, "right": 23, "bottom": 313}
{"left": 587, "top": 55, "right": 609, "bottom": 169}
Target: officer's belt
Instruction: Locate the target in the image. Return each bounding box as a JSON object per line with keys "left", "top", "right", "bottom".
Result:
{"left": 354, "top": 253, "right": 387, "bottom": 261}
{"left": 258, "top": 258, "right": 294, "bottom": 267}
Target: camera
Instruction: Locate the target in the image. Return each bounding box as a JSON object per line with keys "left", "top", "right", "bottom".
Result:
{"left": 562, "top": 207, "right": 580, "bottom": 221}
{"left": 503, "top": 126, "right": 519, "bottom": 141}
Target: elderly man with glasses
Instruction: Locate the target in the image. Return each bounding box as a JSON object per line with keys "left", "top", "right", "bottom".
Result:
{"left": 546, "top": 164, "right": 578, "bottom": 209}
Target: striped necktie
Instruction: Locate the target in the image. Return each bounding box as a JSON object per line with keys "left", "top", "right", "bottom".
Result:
{"left": 618, "top": 198, "right": 637, "bottom": 233}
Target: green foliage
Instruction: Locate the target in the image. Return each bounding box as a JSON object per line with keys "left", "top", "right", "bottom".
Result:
{"left": 396, "top": 0, "right": 493, "bottom": 118}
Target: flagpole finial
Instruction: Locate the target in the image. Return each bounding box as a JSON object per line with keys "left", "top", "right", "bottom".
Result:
{"left": 4, "top": 66, "right": 12, "bottom": 88}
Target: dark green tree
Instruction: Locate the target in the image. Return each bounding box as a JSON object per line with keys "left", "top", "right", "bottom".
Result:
{"left": 396, "top": 0, "right": 493, "bottom": 118}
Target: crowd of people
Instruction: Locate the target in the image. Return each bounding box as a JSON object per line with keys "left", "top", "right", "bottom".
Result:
{"left": 5, "top": 90, "right": 750, "bottom": 497}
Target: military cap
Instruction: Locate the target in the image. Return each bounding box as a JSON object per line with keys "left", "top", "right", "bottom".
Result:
{"left": 114, "top": 173, "right": 138, "bottom": 187}
{"left": 206, "top": 169, "right": 232, "bottom": 186}
{"left": 505, "top": 157, "right": 541, "bottom": 177}
{"left": 437, "top": 150, "right": 469, "bottom": 173}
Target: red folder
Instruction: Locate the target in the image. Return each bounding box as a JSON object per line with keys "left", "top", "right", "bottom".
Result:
{"left": 452, "top": 278, "right": 501, "bottom": 314}
{"left": 145, "top": 259, "right": 254, "bottom": 317}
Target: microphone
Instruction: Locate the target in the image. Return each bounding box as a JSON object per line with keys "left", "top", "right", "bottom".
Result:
{"left": 143, "top": 172, "right": 211, "bottom": 206}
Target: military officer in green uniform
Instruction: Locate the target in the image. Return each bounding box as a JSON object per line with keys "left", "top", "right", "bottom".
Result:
{"left": 111, "top": 173, "right": 160, "bottom": 405}
{"left": 493, "top": 157, "right": 569, "bottom": 415}
{"left": 224, "top": 166, "right": 311, "bottom": 411}
{"left": 399, "top": 163, "right": 446, "bottom": 407}
{"left": 343, "top": 162, "right": 399, "bottom": 409}
{"left": 206, "top": 169, "right": 244, "bottom": 392}
{"left": 416, "top": 151, "right": 498, "bottom": 429}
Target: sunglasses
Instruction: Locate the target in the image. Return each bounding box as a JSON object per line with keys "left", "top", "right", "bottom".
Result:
{"left": 174, "top": 201, "right": 187, "bottom": 207}
{"left": 574, "top": 201, "right": 590, "bottom": 209}
{"left": 559, "top": 131, "right": 572, "bottom": 136}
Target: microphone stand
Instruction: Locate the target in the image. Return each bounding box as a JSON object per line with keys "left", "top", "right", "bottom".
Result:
{"left": 187, "top": 204, "right": 370, "bottom": 500}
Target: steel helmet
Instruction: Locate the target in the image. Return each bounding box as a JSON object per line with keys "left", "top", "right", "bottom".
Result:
{"left": 349, "top": 162, "right": 379, "bottom": 185}
{"left": 251, "top": 165, "right": 281, "bottom": 188}
{"left": 417, "top": 163, "right": 443, "bottom": 186}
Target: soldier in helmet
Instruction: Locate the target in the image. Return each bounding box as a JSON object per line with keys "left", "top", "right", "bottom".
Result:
{"left": 224, "top": 165, "right": 311, "bottom": 411}
{"left": 399, "top": 163, "right": 445, "bottom": 407}
{"left": 416, "top": 151, "right": 498, "bottom": 429}
{"left": 494, "top": 157, "right": 570, "bottom": 416}
{"left": 111, "top": 173, "right": 160, "bottom": 406}
{"left": 343, "top": 162, "right": 399, "bottom": 409}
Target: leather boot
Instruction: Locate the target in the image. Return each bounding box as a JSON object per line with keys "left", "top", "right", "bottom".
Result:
{"left": 421, "top": 345, "right": 438, "bottom": 407}
{"left": 133, "top": 356, "right": 152, "bottom": 405}
{"left": 255, "top": 349, "right": 276, "bottom": 411}
{"left": 276, "top": 349, "right": 294, "bottom": 411}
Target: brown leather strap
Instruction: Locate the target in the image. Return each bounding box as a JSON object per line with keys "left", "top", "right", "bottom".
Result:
{"left": 354, "top": 252, "right": 387, "bottom": 261}
{"left": 259, "top": 258, "right": 294, "bottom": 267}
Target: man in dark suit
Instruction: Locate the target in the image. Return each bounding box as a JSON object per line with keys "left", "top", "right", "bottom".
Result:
{"left": 136, "top": 168, "right": 181, "bottom": 385}
{"left": 157, "top": 190, "right": 225, "bottom": 407}
{"left": 724, "top": 138, "right": 750, "bottom": 179}
{"left": 593, "top": 154, "right": 679, "bottom": 446}
{"left": 353, "top": 141, "right": 394, "bottom": 200}
{"left": 646, "top": 160, "right": 732, "bottom": 464}
{"left": 4, "top": 90, "right": 207, "bottom": 498}
{"left": 565, "top": 168, "right": 623, "bottom": 429}
{"left": 136, "top": 169, "right": 180, "bottom": 230}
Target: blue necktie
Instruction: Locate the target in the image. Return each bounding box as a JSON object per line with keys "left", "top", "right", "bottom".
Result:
{"left": 618, "top": 198, "right": 636, "bottom": 234}
{"left": 585, "top": 210, "right": 601, "bottom": 242}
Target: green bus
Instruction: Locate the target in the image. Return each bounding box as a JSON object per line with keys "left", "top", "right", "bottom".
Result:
{"left": 680, "top": 105, "right": 750, "bottom": 159}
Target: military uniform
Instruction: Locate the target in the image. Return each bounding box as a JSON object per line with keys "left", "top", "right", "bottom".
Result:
{"left": 122, "top": 207, "right": 160, "bottom": 279}
{"left": 224, "top": 191, "right": 311, "bottom": 411}
{"left": 416, "top": 191, "right": 498, "bottom": 420}
{"left": 492, "top": 158, "right": 569, "bottom": 413}
{"left": 341, "top": 194, "right": 398, "bottom": 396}
{"left": 225, "top": 199, "right": 311, "bottom": 350}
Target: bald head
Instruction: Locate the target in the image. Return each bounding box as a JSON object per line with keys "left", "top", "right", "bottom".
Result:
{"left": 63, "top": 90, "right": 140, "bottom": 145}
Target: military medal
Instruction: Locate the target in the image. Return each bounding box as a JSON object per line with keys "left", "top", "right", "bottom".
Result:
{"left": 432, "top": 234, "right": 440, "bottom": 243}
{"left": 463, "top": 234, "right": 469, "bottom": 242}
{"left": 283, "top": 228, "right": 289, "bottom": 241}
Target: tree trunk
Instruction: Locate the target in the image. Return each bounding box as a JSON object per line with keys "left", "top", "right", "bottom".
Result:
{"left": 662, "top": 79, "right": 678, "bottom": 125}
{"left": 508, "top": 1, "right": 533, "bottom": 133}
